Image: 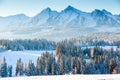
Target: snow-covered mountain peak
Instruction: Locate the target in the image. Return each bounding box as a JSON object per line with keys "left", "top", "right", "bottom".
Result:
{"left": 102, "top": 9, "right": 112, "bottom": 15}
{"left": 91, "top": 9, "right": 112, "bottom": 17}
{"left": 62, "top": 5, "right": 82, "bottom": 14}
{"left": 64, "top": 5, "right": 76, "bottom": 10}
{"left": 91, "top": 9, "right": 105, "bottom": 16}
{"left": 92, "top": 9, "right": 104, "bottom": 15}
{"left": 28, "top": 7, "right": 55, "bottom": 25}
{"left": 41, "top": 7, "right": 52, "bottom": 13}
{"left": 34, "top": 7, "right": 52, "bottom": 17}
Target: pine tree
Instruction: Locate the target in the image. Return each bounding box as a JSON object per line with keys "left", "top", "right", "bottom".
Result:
{"left": 109, "top": 59, "right": 117, "bottom": 74}
{"left": 36, "top": 57, "right": 41, "bottom": 75}
{"left": 56, "top": 44, "right": 60, "bottom": 57}
{"left": 8, "top": 65, "right": 12, "bottom": 77}
{"left": 1, "top": 57, "right": 7, "bottom": 77}
{"left": 16, "top": 58, "right": 24, "bottom": 76}
{"left": 27, "top": 60, "right": 36, "bottom": 76}
{"left": 51, "top": 62, "right": 56, "bottom": 75}
{"left": 59, "top": 56, "right": 64, "bottom": 75}
{"left": 76, "top": 60, "right": 81, "bottom": 74}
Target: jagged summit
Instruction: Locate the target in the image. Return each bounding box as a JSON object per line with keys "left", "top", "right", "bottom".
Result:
{"left": 63, "top": 5, "right": 83, "bottom": 14}
{"left": 42, "top": 7, "right": 52, "bottom": 12}
{"left": 91, "top": 9, "right": 104, "bottom": 15}
{"left": 102, "top": 9, "right": 112, "bottom": 15}
{"left": 65, "top": 5, "right": 76, "bottom": 10}
{"left": 91, "top": 9, "right": 113, "bottom": 16}
{"left": 36, "top": 7, "right": 52, "bottom": 16}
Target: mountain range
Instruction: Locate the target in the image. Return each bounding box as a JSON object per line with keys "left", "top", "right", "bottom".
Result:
{"left": 0, "top": 5, "right": 120, "bottom": 40}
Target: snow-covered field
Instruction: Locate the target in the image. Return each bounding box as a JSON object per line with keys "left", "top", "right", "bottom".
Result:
{"left": 0, "top": 74, "right": 120, "bottom": 80}
{"left": 0, "top": 50, "right": 55, "bottom": 76}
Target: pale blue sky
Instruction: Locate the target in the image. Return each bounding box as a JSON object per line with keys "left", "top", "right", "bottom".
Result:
{"left": 0, "top": 0, "right": 120, "bottom": 17}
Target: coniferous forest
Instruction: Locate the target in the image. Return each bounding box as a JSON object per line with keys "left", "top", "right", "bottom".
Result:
{"left": 0, "top": 39, "right": 120, "bottom": 77}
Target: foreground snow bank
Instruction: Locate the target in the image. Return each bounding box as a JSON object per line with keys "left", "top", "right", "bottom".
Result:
{"left": 0, "top": 74, "right": 120, "bottom": 80}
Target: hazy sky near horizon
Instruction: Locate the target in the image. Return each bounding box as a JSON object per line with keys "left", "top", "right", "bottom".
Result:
{"left": 0, "top": 0, "right": 120, "bottom": 17}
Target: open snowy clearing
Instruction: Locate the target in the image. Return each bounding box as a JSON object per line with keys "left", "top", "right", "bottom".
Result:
{"left": 0, "top": 74, "right": 120, "bottom": 80}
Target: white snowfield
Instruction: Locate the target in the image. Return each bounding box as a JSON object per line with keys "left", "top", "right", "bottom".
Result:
{"left": 0, "top": 74, "right": 120, "bottom": 80}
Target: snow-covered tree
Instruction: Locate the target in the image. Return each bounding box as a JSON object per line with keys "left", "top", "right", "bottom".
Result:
{"left": 1, "top": 57, "right": 7, "bottom": 77}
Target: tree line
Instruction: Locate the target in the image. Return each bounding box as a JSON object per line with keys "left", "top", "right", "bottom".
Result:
{"left": 0, "top": 39, "right": 56, "bottom": 51}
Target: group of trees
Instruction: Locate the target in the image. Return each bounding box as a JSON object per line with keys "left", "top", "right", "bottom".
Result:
{"left": 55, "top": 41, "right": 120, "bottom": 74}
{"left": 15, "top": 52, "right": 58, "bottom": 76}
{"left": 0, "top": 39, "right": 56, "bottom": 51}
{"left": 0, "top": 57, "right": 12, "bottom": 77}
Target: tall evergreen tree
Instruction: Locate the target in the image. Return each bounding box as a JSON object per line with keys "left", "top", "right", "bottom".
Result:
{"left": 16, "top": 58, "right": 24, "bottom": 76}
{"left": 27, "top": 60, "right": 36, "bottom": 76}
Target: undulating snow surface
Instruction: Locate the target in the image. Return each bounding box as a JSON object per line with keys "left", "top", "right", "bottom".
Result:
{"left": 0, "top": 74, "right": 120, "bottom": 80}
{"left": 0, "top": 50, "right": 55, "bottom": 76}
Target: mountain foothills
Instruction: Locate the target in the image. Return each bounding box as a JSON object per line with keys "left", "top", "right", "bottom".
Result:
{"left": 0, "top": 6, "right": 120, "bottom": 40}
